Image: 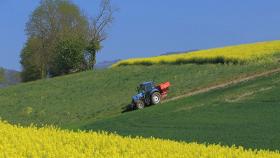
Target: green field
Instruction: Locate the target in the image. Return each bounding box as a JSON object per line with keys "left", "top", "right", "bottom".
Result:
{"left": 0, "top": 62, "right": 278, "bottom": 129}
{"left": 84, "top": 71, "right": 280, "bottom": 150}
{"left": 0, "top": 42, "right": 280, "bottom": 151}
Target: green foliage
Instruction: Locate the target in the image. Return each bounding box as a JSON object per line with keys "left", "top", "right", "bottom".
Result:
{"left": 21, "top": 64, "right": 41, "bottom": 82}
{"left": 26, "top": 0, "right": 88, "bottom": 39}
{"left": 21, "top": 0, "right": 114, "bottom": 82}
{"left": 50, "top": 38, "right": 86, "bottom": 76}
{"left": 22, "top": 0, "right": 88, "bottom": 81}
{"left": 20, "top": 38, "right": 41, "bottom": 82}
{"left": 56, "top": 0, "right": 88, "bottom": 38}
{"left": 85, "top": 39, "right": 101, "bottom": 69}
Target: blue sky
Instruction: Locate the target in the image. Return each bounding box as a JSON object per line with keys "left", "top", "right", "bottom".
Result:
{"left": 0, "top": 0, "right": 280, "bottom": 70}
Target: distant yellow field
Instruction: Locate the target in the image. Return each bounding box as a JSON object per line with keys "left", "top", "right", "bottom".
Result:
{"left": 112, "top": 40, "right": 280, "bottom": 67}
{"left": 0, "top": 121, "right": 280, "bottom": 158}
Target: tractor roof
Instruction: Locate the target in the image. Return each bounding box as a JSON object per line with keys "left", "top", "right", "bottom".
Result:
{"left": 141, "top": 81, "right": 153, "bottom": 85}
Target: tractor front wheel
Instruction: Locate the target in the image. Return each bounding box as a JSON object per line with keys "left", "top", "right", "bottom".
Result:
{"left": 135, "top": 100, "right": 145, "bottom": 109}
{"left": 151, "top": 92, "right": 161, "bottom": 105}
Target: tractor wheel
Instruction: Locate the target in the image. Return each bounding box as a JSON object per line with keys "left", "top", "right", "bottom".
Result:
{"left": 135, "top": 100, "right": 145, "bottom": 109}
{"left": 151, "top": 92, "right": 161, "bottom": 105}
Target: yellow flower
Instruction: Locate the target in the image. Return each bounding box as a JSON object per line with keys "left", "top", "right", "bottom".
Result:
{"left": 112, "top": 40, "right": 280, "bottom": 67}
{"left": 0, "top": 121, "right": 279, "bottom": 158}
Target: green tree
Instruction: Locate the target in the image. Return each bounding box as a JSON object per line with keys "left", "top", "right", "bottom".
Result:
{"left": 20, "top": 38, "right": 41, "bottom": 82}
{"left": 0, "top": 68, "right": 4, "bottom": 83}
{"left": 85, "top": 39, "right": 101, "bottom": 70}
{"left": 20, "top": 0, "right": 115, "bottom": 82}
{"left": 50, "top": 37, "right": 86, "bottom": 76}
{"left": 24, "top": 0, "right": 88, "bottom": 79}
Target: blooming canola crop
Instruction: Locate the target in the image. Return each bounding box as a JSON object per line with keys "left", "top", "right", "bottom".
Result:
{"left": 0, "top": 121, "right": 279, "bottom": 158}
{"left": 112, "top": 40, "right": 280, "bottom": 67}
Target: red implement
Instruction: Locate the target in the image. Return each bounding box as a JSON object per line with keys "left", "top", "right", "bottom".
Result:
{"left": 157, "top": 81, "right": 170, "bottom": 98}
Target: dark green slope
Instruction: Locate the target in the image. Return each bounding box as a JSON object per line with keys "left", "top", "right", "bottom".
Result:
{"left": 0, "top": 63, "right": 277, "bottom": 128}
{"left": 85, "top": 71, "right": 280, "bottom": 150}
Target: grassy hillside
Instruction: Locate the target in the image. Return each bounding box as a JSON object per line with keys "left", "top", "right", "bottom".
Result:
{"left": 0, "top": 41, "right": 280, "bottom": 153}
{"left": 84, "top": 71, "right": 280, "bottom": 150}
{"left": 113, "top": 40, "right": 280, "bottom": 67}
{"left": 0, "top": 62, "right": 278, "bottom": 129}
{"left": 1, "top": 121, "right": 279, "bottom": 158}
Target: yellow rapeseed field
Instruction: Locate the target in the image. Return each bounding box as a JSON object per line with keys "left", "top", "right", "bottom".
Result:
{"left": 112, "top": 40, "right": 280, "bottom": 67}
{"left": 0, "top": 121, "right": 280, "bottom": 158}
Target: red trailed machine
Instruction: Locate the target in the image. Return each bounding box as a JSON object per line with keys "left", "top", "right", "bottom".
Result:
{"left": 156, "top": 81, "right": 170, "bottom": 98}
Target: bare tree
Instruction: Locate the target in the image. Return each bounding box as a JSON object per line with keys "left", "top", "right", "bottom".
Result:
{"left": 86, "top": 0, "right": 117, "bottom": 69}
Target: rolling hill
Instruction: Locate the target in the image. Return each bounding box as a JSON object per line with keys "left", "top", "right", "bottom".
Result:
{"left": 0, "top": 62, "right": 278, "bottom": 129}
{"left": 0, "top": 68, "right": 21, "bottom": 88}
{"left": 0, "top": 41, "right": 279, "bottom": 152}
{"left": 85, "top": 70, "right": 280, "bottom": 150}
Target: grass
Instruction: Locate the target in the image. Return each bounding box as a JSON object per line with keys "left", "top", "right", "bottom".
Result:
{"left": 112, "top": 40, "right": 280, "bottom": 67}
{"left": 84, "top": 71, "right": 280, "bottom": 151}
{"left": 0, "top": 62, "right": 278, "bottom": 129}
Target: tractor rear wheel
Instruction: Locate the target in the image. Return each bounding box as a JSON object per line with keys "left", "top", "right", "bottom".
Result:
{"left": 135, "top": 100, "right": 145, "bottom": 109}
{"left": 151, "top": 92, "right": 161, "bottom": 105}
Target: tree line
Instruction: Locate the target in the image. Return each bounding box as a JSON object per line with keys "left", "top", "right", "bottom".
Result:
{"left": 20, "top": 0, "right": 115, "bottom": 82}
{"left": 0, "top": 68, "right": 4, "bottom": 83}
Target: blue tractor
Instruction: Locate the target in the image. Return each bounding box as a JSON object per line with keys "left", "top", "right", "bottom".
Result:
{"left": 130, "top": 81, "right": 170, "bottom": 109}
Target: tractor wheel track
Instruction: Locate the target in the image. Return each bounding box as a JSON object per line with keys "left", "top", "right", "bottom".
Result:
{"left": 163, "top": 67, "right": 280, "bottom": 103}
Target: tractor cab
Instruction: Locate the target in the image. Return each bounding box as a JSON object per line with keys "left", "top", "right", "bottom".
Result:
{"left": 131, "top": 81, "right": 170, "bottom": 110}
{"left": 137, "top": 82, "right": 154, "bottom": 93}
